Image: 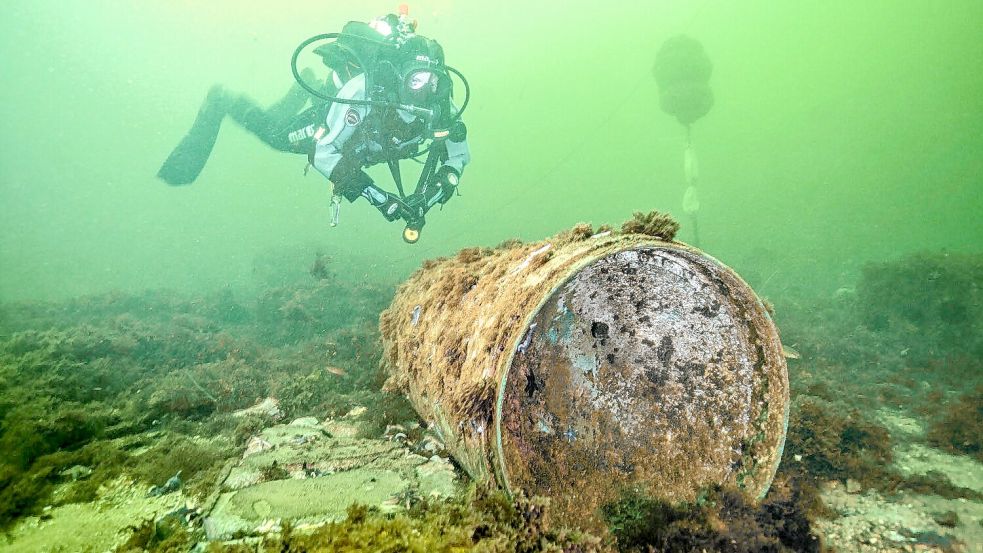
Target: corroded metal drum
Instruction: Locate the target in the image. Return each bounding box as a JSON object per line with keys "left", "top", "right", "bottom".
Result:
{"left": 380, "top": 230, "right": 788, "bottom": 525}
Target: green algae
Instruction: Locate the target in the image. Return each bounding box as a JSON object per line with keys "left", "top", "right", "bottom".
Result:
{"left": 2, "top": 245, "right": 981, "bottom": 548}
{"left": 857, "top": 252, "right": 983, "bottom": 366}
{"left": 927, "top": 385, "right": 983, "bottom": 462}
{"left": 619, "top": 210, "right": 680, "bottom": 241}
{"left": 117, "top": 516, "right": 194, "bottom": 553}
{"left": 0, "top": 260, "right": 394, "bottom": 532}
{"left": 129, "top": 434, "right": 235, "bottom": 499}
{"left": 1, "top": 480, "right": 190, "bottom": 553}
{"left": 227, "top": 487, "right": 606, "bottom": 553}
{"left": 0, "top": 402, "right": 123, "bottom": 528}
{"left": 601, "top": 482, "right": 820, "bottom": 553}
{"left": 782, "top": 395, "right": 893, "bottom": 486}
{"left": 766, "top": 251, "right": 983, "bottom": 542}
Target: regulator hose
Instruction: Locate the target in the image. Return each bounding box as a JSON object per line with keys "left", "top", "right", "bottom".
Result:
{"left": 444, "top": 65, "right": 471, "bottom": 120}
{"left": 290, "top": 32, "right": 387, "bottom": 108}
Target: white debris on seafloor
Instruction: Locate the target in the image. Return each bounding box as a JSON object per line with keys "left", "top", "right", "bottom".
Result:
{"left": 244, "top": 436, "right": 273, "bottom": 457}
{"left": 782, "top": 344, "right": 801, "bottom": 360}
{"left": 384, "top": 424, "right": 406, "bottom": 437}
{"left": 232, "top": 397, "right": 282, "bottom": 420}
{"left": 59, "top": 464, "right": 93, "bottom": 481}
{"left": 289, "top": 416, "right": 319, "bottom": 427}
{"left": 420, "top": 435, "right": 445, "bottom": 454}
{"left": 511, "top": 243, "right": 552, "bottom": 274}
{"left": 344, "top": 406, "right": 368, "bottom": 419}
{"left": 253, "top": 518, "right": 281, "bottom": 534}
{"left": 517, "top": 323, "right": 537, "bottom": 353}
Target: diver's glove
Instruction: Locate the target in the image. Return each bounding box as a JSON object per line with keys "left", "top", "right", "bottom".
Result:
{"left": 401, "top": 194, "right": 427, "bottom": 224}
{"left": 400, "top": 168, "right": 461, "bottom": 225}
{"left": 431, "top": 166, "right": 460, "bottom": 204}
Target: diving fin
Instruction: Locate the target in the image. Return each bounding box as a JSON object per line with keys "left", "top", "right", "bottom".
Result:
{"left": 157, "top": 86, "right": 229, "bottom": 185}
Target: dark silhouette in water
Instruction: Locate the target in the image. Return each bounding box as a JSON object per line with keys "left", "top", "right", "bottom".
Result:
{"left": 653, "top": 35, "right": 714, "bottom": 248}
{"left": 652, "top": 35, "right": 714, "bottom": 127}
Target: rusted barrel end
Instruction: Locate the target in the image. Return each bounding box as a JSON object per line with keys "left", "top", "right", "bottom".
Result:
{"left": 381, "top": 229, "right": 788, "bottom": 527}
{"left": 493, "top": 245, "right": 787, "bottom": 523}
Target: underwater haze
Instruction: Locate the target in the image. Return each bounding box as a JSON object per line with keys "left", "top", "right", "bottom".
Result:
{"left": 1, "top": 2, "right": 983, "bottom": 551}
{"left": 1, "top": 0, "right": 980, "bottom": 301}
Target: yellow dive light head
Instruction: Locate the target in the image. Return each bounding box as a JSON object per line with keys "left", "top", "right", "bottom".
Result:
{"left": 403, "top": 227, "right": 420, "bottom": 243}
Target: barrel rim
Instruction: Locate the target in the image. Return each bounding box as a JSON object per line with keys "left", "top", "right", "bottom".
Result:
{"left": 492, "top": 237, "right": 789, "bottom": 502}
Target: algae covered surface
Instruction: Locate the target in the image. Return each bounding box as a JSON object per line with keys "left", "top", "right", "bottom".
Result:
{"left": 379, "top": 225, "right": 788, "bottom": 525}
{"left": 1, "top": 228, "right": 981, "bottom": 552}
{"left": 2, "top": 0, "right": 982, "bottom": 551}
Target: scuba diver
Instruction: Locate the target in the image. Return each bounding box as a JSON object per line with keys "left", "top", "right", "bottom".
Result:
{"left": 157, "top": 7, "right": 471, "bottom": 243}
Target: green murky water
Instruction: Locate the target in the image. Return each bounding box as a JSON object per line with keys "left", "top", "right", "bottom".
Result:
{"left": 2, "top": 1, "right": 981, "bottom": 301}
{"left": 1, "top": 1, "right": 980, "bottom": 550}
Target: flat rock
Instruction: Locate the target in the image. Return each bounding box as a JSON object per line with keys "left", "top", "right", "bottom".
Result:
{"left": 321, "top": 419, "right": 362, "bottom": 438}
{"left": 894, "top": 443, "right": 983, "bottom": 493}
{"left": 203, "top": 421, "right": 460, "bottom": 540}
{"left": 206, "top": 468, "right": 408, "bottom": 540}
{"left": 1, "top": 478, "right": 187, "bottom": 553}
{"left": 817, "top": 484, "right": 983, "bottom": 552}
{"left": 289, "top": 416, "right": 319, "bottom": 427}
{"left": 846, "top": 479, "right": 862, "bottom": 494}
{"left": 416, "top": 456, "right": 457, "bottom": 498}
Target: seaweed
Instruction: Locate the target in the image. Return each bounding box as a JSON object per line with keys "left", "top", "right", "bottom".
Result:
{"left": 0, "top": 439, "right": 128, "bottom": 529}
{"left": 0, "top": 399, "right": 113, "bottom": 471}
{"left": 620, "top": 211, "right": 679, "bottom": 241}
{"left": 309, "top": 252, "right": 333, "bottom": 281}
{"left": 557, "top": 222, "right": 595, "bottom": 243}
{"left": 856, "top": 252, "right": 983, "bottom": 368}
{"left": 927, "top": 385, "right": 983, "bottom": 462}
{"left": 352, "top": 392, "right": 421, "bottom": 439}
{"left": 0, "top": 397, "right": 125, "bottom": 528}
{"left": 0, "top": 253, "right": 398, "bottom": 533}
{"left": 881, "top": 470, "right": 982, "bottom": 500}
{"left": 254, "top": 272, "right": 393, "bottom": 346}
{"left": 146, "top": 357, "right": 285, "bottom": 421}
{"left": 601, "top": 481, "right": 822, "bottom": 552}
{"left": 457, "top": 246, "right": 485, "bottom": 264}
{"left": 775, "top": 252, "right": 983, "bottom": 409}
{"left": 231, "top": 487, "right": 605, "bottom": 553}
{"left": 783, "top": 395, "right": 892, "bottom": 485}
{"left": 260, "top": 460, "right": 290, "bottom": 482}
{"left": 781, "top": 394, "right": 982, "bottom": 501}
{"left": 128, "top": 434, "right": 234, "bottom": 499}
{"left": 42, "top": 440, "right": 128, "bottom": 504}
{"left": 117, "top": 516, "right": 194, "bottom": 553}
{"left": 228, "top": 413, "right": 274, "bottom": 444}
{"left": 495, "top": 237, "right": 524, "bottom": 250}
